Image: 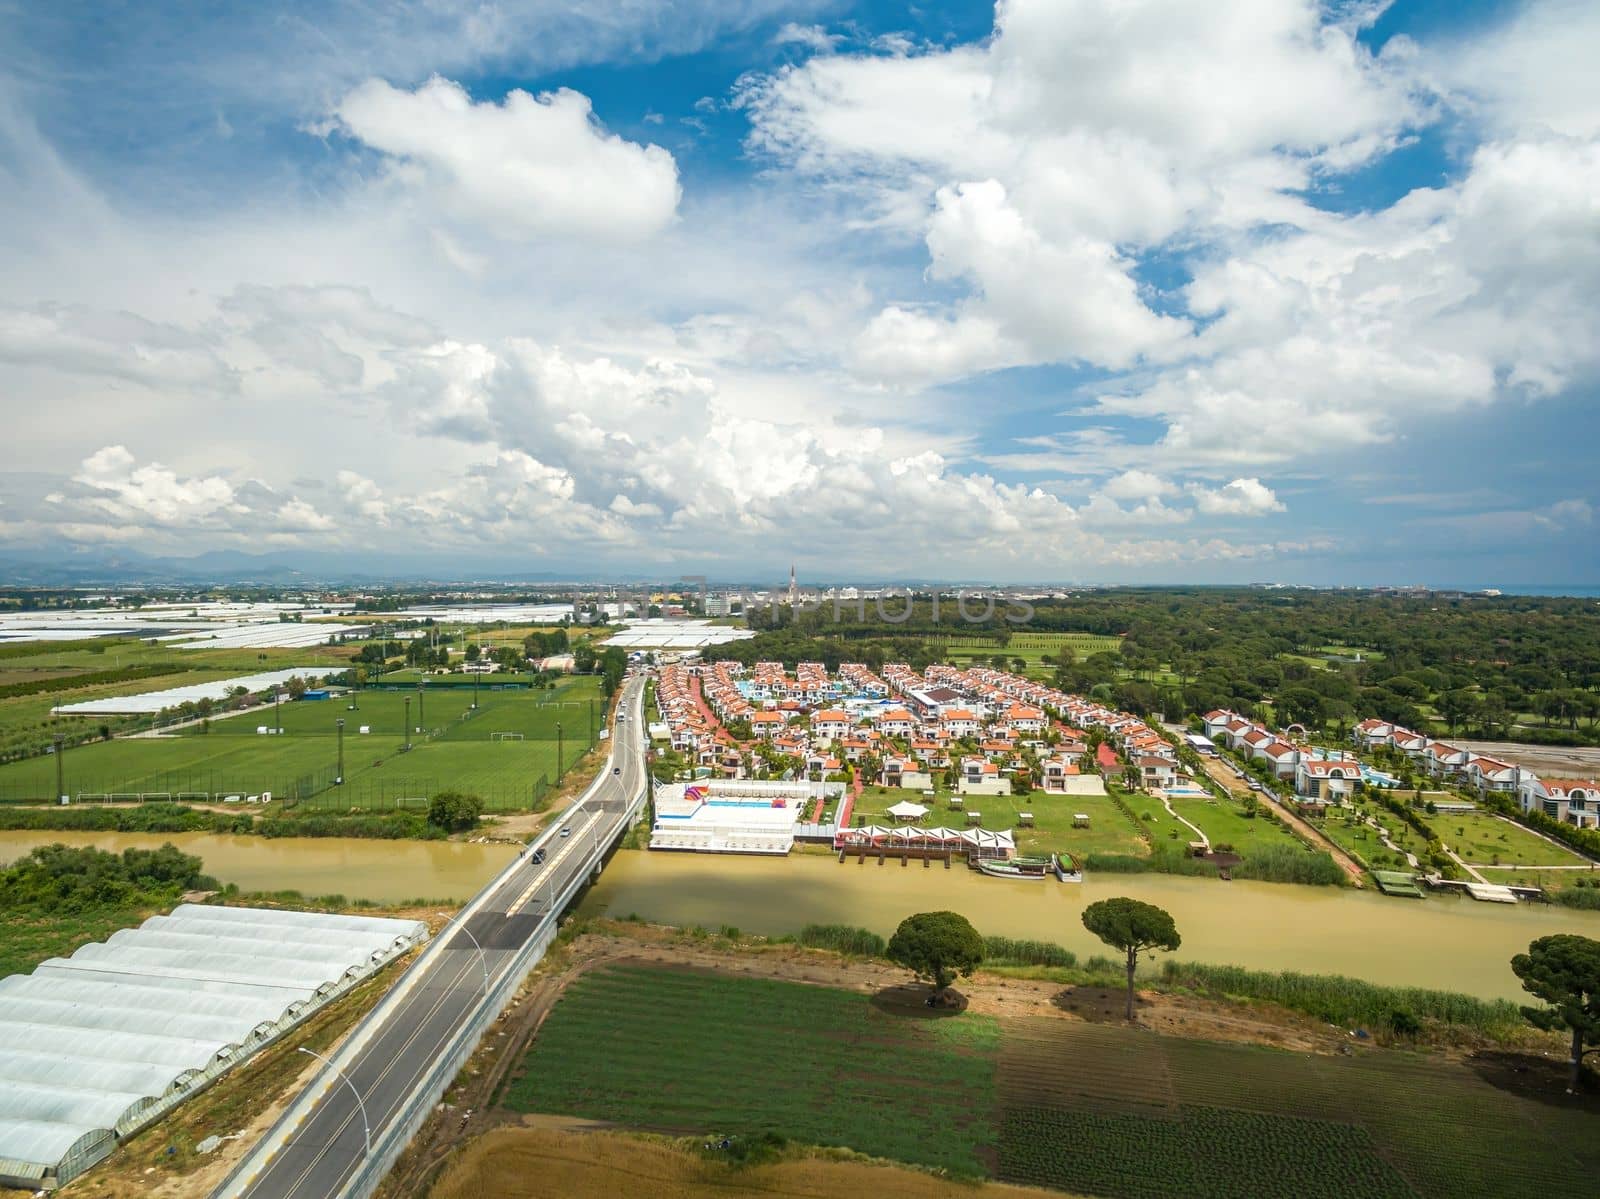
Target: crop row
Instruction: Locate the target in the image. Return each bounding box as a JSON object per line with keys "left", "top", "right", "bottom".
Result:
{"left": 999, "top": 1104, "right": 1416, "bottom": 1199}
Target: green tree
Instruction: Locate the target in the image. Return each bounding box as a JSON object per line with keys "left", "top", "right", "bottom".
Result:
{"left": 286, "top": 675, "right": 307, "bottom": 700}
{"left": 427, "top": 790, "right": 484, "bottom": 832}
{"left": 886, "top": 910, "right": 984, "bottom": 999}
{"left": 1082, "top": 897, "right": 1182, "bottom": 1021}
{"left": 1511, "top": 934, "right": 1600, "bottom": 1093}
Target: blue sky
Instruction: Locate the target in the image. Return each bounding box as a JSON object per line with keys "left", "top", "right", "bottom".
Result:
{"left": 0, "top": 0, "right": 1596, "bottom": 584}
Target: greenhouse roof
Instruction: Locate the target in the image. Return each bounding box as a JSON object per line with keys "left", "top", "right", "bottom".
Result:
{"left": 0, "top": 904, "right": 427, "bottom": 1189}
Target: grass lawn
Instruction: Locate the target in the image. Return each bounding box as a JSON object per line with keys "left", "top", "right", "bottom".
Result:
{"left": 0, "top": 678, "right": 603, "bottom": 804}
{"left": 1434, "top": 809, "right": 1587, "bottom": 867}
{"left": 1474, "top": 865, "right": 1600, "bottom": 889}
{"left": 848, "top": 784, "right": 1147, "bottom": 858}
{"left": 0, "top": 908, "right": 155, "bottom": 980}
{"left": 1315, "top": 809, "right": 1415, "bottom": 872}
{"left": 505, "top": 965, "right": 998, "bottom": 1176}
{"left": 1168, "top": 795, "right": 1305, "bottom": 855}
{"left": 943, "top": 632, "right": 1122, "bottom": 676}
{"left": 501, "top": 964, "right": 1600, "bottom": 1199}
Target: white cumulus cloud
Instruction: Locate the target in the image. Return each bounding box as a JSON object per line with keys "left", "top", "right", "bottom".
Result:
{"left": 1189, "top": 478, "right": 1286, "bottom": 517}
{"left": 329, "top": 76, "right": 681, "bottom": 241}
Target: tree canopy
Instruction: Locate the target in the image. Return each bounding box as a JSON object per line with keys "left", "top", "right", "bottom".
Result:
{"left": 1511, "top": 933, "right": 1600, "bottom": 1092}
{"left": 0, "top": 843, "right": 214, "bottom": 914}
{"left": 427, "top": 789, "right": 484, "bottom": 832}
{"left": 886, "top": 910, "right": 984, "bottom": 995}
{"left": 1082, "top": 897, "right": 1182, "bottom": 1021}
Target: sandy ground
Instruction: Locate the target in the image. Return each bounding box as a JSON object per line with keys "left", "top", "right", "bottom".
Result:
{"left": 1456, "top": 739, "right": 1600, "bottom": 780}
{"left": 427, "top": 1126, "right": 1066, "bottom": 1199}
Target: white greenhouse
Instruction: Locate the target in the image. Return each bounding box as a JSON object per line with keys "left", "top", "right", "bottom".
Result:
{"left": 0, "top": 904, "right": 427, "bottom": 1190}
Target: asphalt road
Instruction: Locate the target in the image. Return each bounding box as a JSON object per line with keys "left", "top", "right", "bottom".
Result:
{"left": 215, "top": 676, "right": 649, "bottom": 1199}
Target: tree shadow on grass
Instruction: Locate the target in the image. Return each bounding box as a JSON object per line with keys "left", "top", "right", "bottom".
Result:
{"left": 1050, "top": 984, "right": 1150, "bottom": 1023}
{"left": 1468, "top": 1050, "right": 1600, "bottom": 1111}
{"left": 869, "top": 982, "right": 969, "bottom": 1019}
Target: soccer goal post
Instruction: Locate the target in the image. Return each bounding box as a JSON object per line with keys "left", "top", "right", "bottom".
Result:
{"left": 491, "top": 731, "right": 525, "bottom": 741}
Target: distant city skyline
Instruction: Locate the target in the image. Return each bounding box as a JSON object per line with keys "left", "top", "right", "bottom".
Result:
{"left": 1, "top": 1, "right": 1597, "bottom": 583}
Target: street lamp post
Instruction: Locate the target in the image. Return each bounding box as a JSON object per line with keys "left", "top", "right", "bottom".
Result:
{"left": 297, "top": 1047, "right": 370, "bottom": 1156}
{"left": 336, "top": 719, "right": 345, "bottom": 785}
{"left": 53, "top": 733, "right": 65, "bottom": 804}
{"left": 588, "top": 698, "right": 594, "bottom": 748}
{"left": 443, "top": 914, "right": 491, "bottom": 997}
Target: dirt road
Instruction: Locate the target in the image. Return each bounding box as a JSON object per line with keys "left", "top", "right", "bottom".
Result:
{"left": 1455, "top": 739, "right": 1600, "bottom": 780}
{"left": 1199, "top": 758, "right": 1367, "bottom": 885}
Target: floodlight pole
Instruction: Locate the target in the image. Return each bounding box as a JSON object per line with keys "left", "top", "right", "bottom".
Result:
{"left": 275, "top": 689, "right": 282, "bottom": 734}
{"left": 336, "top": 719, "right": 345, "bottom": 785}
{"left": 473, "top": 665, "right": 480, "bottom": 711}
{"left": 298, "top": 1047, "right": 370, "bottom": 1156}
{"left": 444, "top": 914, "right": 491, "bottom": 998}
{"left": 404, "top": 697, "right": 412, "bottom": 751}
{"left": 53, "top": 733, "right": 65, "bottom": 804}
{"left": 556, "top": 722, "right": 563, "bottom": 782}
{"left": 418, "top": 680, "right": 426, "bottom": 736}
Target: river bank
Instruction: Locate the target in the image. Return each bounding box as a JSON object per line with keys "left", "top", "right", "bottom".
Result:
{"left": 576, "top": 847, "right": 1600, "bottom": 1002}
{"left": 6, "top": 828, "right": 1600, "bottom": 999}
{"left": 0, "top": 828, "right": 517, "bottom": 903}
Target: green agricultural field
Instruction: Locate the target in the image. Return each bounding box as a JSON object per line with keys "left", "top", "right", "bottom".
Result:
{"left": 504, "top": 965, "right": 998, "bottom": 1176}
{"left": 0, "top": 635, "right": 359, "bottom": 763}
{"left": 0, "top": 677, "right": 602, "bottom": 806}
{"left": 1000, "top": 1016, "right": 1600, "bottom": 1199}
{"left": 504, "top": 966, "right": 1600, "bottom": 1198}
{"left": 848, "top": 785, "right": 1147, "bottom": 858}
{"left": 1435, "top": 809, "right": 1586, "bottom": 867}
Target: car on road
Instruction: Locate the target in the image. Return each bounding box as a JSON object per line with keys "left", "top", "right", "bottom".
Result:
{"left": 613, "top": 766, "right": 621, "bottom": 775}
{"left": 531, "top": 848, "right": 545, "bottom": 865}
{"left": 560, "top": 826, "right": 572, "bottom": 838}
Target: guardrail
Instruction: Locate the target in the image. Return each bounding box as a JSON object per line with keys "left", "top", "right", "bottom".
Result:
{"left": 336, "top": 780, "right": 646, "bottom": 1199}
{"left": 213, "top": 686, "right": 647, "bottom": 1199}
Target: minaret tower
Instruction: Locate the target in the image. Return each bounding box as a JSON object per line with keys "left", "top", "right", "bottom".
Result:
{"left": 788, "top": 563, "right": 799, "bottom": 608}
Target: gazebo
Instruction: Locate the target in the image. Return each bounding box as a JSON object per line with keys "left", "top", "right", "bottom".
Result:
{"left": 887, "top": 800, "right": 929, "bottom": 823}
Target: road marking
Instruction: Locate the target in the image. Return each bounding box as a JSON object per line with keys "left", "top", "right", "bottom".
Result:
{"left": 231, "top": 680, "right": 647, "bottom": 1199}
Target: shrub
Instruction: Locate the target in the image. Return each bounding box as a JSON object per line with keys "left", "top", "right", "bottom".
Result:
{"left": 983, "top": 935, "right": 1077, "bottom": 968}
{"left": 797, "top": 923, "right": 886, "bottom": 957}
{"left": 427, "top": 790, "right": 483, "bottom": 832}
{"left": 1159, "top": 960, "right": 1522, "bottom": 1035}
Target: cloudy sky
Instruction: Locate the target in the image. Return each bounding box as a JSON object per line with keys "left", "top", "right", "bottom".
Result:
{"left": 1, "top": 0, "right": 1596, "bottom": 584}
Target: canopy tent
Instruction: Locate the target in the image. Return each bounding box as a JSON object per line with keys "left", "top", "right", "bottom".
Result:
{"left": 886, "top": 800, "right": 929, "bottom": 821}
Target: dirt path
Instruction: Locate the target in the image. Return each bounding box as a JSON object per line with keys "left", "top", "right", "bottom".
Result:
{"left": 1200, "top": 759, "right": 1366, "bottom": 885}
{"left": 1455, "top": 739, "right": 1600, "bottom": 779}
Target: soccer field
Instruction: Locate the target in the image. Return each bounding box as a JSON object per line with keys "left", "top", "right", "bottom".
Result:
{"left": 0, "top": 677, "right": 603, "bottom": 806}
